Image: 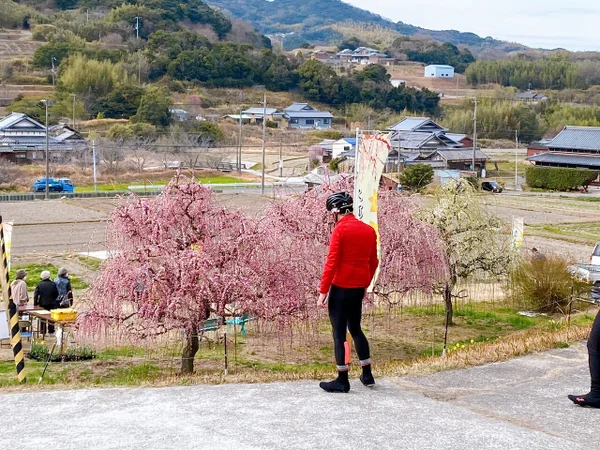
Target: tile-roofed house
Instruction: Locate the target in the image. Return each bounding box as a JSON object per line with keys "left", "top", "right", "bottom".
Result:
{"left": 241, "top": 107, "right": 283, "bottom": 125}
{"left": 0, "top": 112, "right": 78, "bottom": 162}
{"left": 387, "top": 117, "right": 448, "bottom": 133}
{"left": 526, "top": 126, "right": 600, "bottom": 182}
{"left": 547, "top": 126, "right": 600, "bottom": 152}
{"left": 49, "top": 124, "right": 88, "bottom": 149}
{"left": 389, "top": 131, "right": 460, "bottom": 151}
{"left": 284, "top": 103, "right": 316, "bottom": 113}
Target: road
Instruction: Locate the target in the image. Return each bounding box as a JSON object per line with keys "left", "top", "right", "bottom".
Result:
{"left": 1, "top": 344, "right": 598, "bottom": 449}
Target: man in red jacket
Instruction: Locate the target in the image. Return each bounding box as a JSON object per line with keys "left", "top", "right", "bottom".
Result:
{"left": 318, "top": 191, "right": 379, "bottom": 393}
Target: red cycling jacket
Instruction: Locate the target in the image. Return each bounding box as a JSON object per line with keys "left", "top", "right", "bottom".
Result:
{"left": 319, "top": 214, "right": 379, "bottom": 294}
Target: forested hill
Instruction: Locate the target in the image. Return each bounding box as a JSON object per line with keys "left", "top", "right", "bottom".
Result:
{"left": 206, "top": 0, "right": 525, "bottom": 52}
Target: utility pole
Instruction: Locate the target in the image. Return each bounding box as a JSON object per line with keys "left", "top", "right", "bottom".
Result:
{"left": 261, "top": 93, "right": 267, "bottom": 195}
{"left": 71, "top": 93, "right": 76, "bottom": 130}
{"left": 279, "top": 139, "right": 283, "bottom": 177}
{"left": 92, "top": 140, "right": 97, "bottom": 193}
{"left": 238, "top": 108, "right": 243, "bottom": 174}
{"left": 397, "top": 133, "right": 401, "bottom": 183}
{"left": 515, "top": 130, "right": 519, "bottom": 190}
{"left": 86, "top": 9, "right": 89, "bottom": 23}
{"left": 472, "top": 97, "right": 478, "bottom": 176}
{"left": 43, "top": 100, "right": 49, "bottom": 200}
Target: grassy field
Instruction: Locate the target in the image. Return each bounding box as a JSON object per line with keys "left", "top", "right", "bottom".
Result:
{"left": 75, "top": 175, "right": 247, "bottom": 192}
{"left": 0, "top": 301, "right": 594, "bottom": 388}
{"left": 528, "top": 222, "right": 600, "bottom": 246}
{"left": 9, "top": 263, "right": 88, "bottom": 290}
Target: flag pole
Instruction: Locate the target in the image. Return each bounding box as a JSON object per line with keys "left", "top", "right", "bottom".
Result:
{"left": 0, "top": 216, "right": 26, "bottom": 383}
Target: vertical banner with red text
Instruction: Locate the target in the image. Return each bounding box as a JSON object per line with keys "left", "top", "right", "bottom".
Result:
{"left": 353, "top": 133, "right": 391, "bottom": 291}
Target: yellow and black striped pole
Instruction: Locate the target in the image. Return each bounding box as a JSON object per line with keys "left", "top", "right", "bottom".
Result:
{"left": 0, "top": 216, "right": 26, "bottom": 383}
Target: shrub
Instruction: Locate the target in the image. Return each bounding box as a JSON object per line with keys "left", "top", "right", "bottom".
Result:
{"left": 399, "top": 164, "right": 434, "bottom": 191}
{"left": 28, "top": 342, "right": 96, "bottom": 362}
{"left": 525, "top": 166, "right": 598, "bottom": 191}
{"left": 509, "top": 255, "right": 585, "bottom": 314}
{"left": 308, "top": 129, "right": 343, "bottom": 144}
{"left": 329, "top": 156, "right": 344, "bottom": 172}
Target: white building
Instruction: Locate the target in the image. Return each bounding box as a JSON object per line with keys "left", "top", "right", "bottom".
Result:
{"left": 424, "top": 65, "right": 455, "bottom": 78}
{"left": 332, "top": 138, "right": 356, "bottom": 159}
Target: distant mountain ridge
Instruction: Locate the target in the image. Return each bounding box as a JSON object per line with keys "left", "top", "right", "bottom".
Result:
{"left": 206, "top": 0, "right": 528, "bottom": 52}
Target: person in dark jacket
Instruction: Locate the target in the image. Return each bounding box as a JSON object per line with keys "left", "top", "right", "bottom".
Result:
{"left": 54, "top": 267, "right": 73, "bottom": 308}
{"left": 34, "top": 270, "right": 59, "bottom": 334}
{"left": 318, "top": 192, "right": 379, "bottom": 393}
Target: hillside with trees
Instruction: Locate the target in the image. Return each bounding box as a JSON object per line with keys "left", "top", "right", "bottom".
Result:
{"left": 207, "top": 0, "right": 527, "bottom": 54}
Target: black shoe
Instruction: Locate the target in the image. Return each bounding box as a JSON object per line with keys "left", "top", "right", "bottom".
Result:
{"left": 568, "top": 393, "right": 600, "bottom": 408}
{"left": 319, "top": 379, "right": 350, "bottom": 393}
{"left": 360, "top": 373, "right": 375, "bottom": 387}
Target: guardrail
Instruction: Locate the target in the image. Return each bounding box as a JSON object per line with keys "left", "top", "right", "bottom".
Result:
{"left": 0, "top": 182, "right": 307, "bottom": 202}
{"left": 0, "top": 190, "right": 161, "bottom": 202}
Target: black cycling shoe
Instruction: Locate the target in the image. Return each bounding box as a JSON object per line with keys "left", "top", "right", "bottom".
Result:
{"left": 568, "top": 393, "right": 600, "bottom": 408}
{"left": 360, "top": 373, "right": 375, "bottom": 387}
{"left": 319, "top": 379, "right": 350, "bottom": 393}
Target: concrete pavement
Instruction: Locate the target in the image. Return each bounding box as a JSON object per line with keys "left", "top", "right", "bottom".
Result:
{"left": 1, "top": 343, "right": 598, "bottom": 450}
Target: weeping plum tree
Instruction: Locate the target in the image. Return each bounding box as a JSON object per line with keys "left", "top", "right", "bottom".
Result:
{"left": 422, "top": 180, "right": 513, "bottom": 334}
{"left": 254, "top": 176, "right": 448, "bottom": 318}
{"left": 80, "top": 180, "right": 260, "bottom": 374}
{"left": 374, "top": 189, "right": 448, "bottom": 300}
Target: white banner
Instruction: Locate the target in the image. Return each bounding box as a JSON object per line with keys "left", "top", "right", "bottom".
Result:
{"left": 512, "top": 217, "right": 524, "bottom": 250}
{"left": 353, "top": 133, "right": 391, "bottom": 290}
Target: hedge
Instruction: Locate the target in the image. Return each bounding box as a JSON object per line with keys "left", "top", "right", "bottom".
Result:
{"left": 525, "top": 166, "right": 598, "bottom": 191}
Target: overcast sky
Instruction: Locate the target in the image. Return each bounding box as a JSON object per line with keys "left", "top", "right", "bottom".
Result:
{"left": 344, "top": 0, "right": 599, "bottom": 51}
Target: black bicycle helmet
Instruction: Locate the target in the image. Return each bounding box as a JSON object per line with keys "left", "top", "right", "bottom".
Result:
{"left": 326, "top": 191, "right": 353, "bottom": 213}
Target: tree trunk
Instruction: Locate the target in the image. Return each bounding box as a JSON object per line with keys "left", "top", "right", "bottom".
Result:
{"left": 444, "top": 284, "right": 454, "bottom": 327}
{"left": 442, "top": 284, "right": 453, "bottom": 356}
{"left": 181, "top": 328, "right": 199, "bottom": 374}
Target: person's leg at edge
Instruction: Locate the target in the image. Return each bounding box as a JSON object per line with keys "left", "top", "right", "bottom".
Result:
{"left": 346, "top": 288, "right": 374, "bottom": 386}
{"left": 569, "top": 310, "right": 600, "bottom": 407}
{"left": 320, "top": 285, "right": 350, "bottom": 393}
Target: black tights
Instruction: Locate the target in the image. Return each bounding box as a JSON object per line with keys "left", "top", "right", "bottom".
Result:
{"left": 587, "top": 311, "right": 600, "bottom": 395}
{"left": 328, "top": 285, "right": 370, "bottom": 370}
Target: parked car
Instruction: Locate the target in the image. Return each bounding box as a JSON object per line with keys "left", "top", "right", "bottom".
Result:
{"left": 591, "top": 243, "right": 600, "bottom": 265}
{"left": 481, "top": 181, "right": 503, "bottom": 193}
{"left": 32, "top": 178, "right": 75, "bottom": 193}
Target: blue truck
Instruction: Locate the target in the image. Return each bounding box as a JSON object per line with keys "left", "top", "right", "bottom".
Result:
{"left": 31, "top": 178, "right": 75, "bottom": 193}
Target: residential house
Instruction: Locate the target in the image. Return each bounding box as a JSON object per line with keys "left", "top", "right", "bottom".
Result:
{"left": 516, "top": 92, "right": 548, "bottom": 103}
{"left": 424, "top": 65, "right": 455, "bottom": 78}
{"left": 526, "top": 126, "right": 600, "bottom": 183}
{"left": 426, "top": 148, "right": 489, "bottom": 175}
{"left": 311, "top": 50, "right": 333, "bottom": 62}
{"left": 445, "top": 133, "right": 474, "bottom": 148}
{"left": 387, "top": 117, "right": 448, "bottom": 133}
{"left": 169, "top": 109, "right": 188, "bottom": 122}
{"left": 336, "top": 47, "right": 387, "bottom": 65}
{"left": 332, "top": 138, "right": 356, "bottom": 159}
{"left": 283, "top": 103, "right": 333, "bottom": 129}
{"left": 241, "top": 107, "right": 282, "bottom": 124}
{"left": 0, "top": 112, "right": 78, "bottom": 162}
{"left": 318, "top": 139, "right": 336, "bottom": 163}
{"left": 49, "top": 124, "right": 88, "bottom": 150}
{"left": 527, "top": 139, "right": 552, "bottom": 157}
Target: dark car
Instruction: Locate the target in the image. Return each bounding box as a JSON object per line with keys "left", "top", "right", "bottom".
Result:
{"left": 481, "top": 181, "right": 503, "bottom": 193}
